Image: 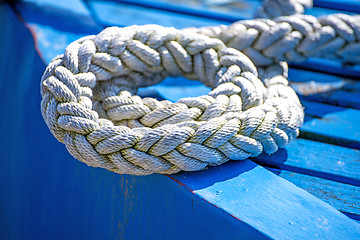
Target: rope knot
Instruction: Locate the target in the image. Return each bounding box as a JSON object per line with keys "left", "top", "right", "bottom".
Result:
{"left": 41, "top": 24, "right": 304, "bottom": 175}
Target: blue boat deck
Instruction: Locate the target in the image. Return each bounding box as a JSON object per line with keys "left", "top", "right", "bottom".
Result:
{"left": 1, "top": 0, "right": 359, "bottom": 239}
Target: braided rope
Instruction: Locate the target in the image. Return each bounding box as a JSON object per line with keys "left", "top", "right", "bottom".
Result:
{"left": 190, "top": 13, "right": 360, "bottom": 67}
{"left": 256, "top": 0, "right": 313, "bottom": 19}
{"left": 41, "top": 25, "right": 304, "bottom": 175}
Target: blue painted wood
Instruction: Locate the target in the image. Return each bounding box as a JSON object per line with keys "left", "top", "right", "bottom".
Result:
{"left": 313, "top": 0, "right": 360, "bottom": 14}
{"left": 253, "top": 138, "right": 360, "bottom": 186}
{"left": 15, "top": 1, "right": 97, "bottom": 64}
{"left": 16, "top": 0, "right": 100, "bottom": 34}
{"left": 0, "top": 5, "right": 270, "bottom": 239}
{"left": 96, "top": 0, "right": 250, "bottom": 22}
{"left": 289, "top": 68, "right": 360, "bottom": 109}
{"left": 300, "top": 100, "right": 360, "bottom": 149}
{"left": 173, "top": 161, "right": 360, "bottom": 239}
{"left": 87, "top": 1, "right": 230, "bottom": 28}
{"left": 267, "top": 168, "right": 360, "bottom": 221}
{"left": 96, "top": 0, "right": 360, "bottom": 21}
{"left": 2, "top": 3, "right": 360, "bottom": 239}
{"left": 344, "top": 82, "right": 360, "bottom": 91}
{"left": 304, "top": 90, "right": 360, "bottom": 110}
{"left": 289, "top": 61, "right": 360, "bottom": 81}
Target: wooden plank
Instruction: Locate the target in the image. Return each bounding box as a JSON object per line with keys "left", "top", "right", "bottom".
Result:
{"left": 289, "top": 61, "right": 360, "bottom": 82}
{"left": 300, "top": 100, "right": 360, "bottom": 149}
{"left": 104, "top": 0, "right": 252, "bottom": 22}
{"left": 172, "top": 160, "right": 360, "bottom": 239}
{"left": 99, "top": 0, "right": 360, "bottom": 20}
{"left": 87, "top": 1, "right": 230, "bottom": 28}
{"left": 305, "top": 90, "right": 360, "bottom": 110}
{"left": 253, "top": 138, "right": 360, "bottom": 186}
{"left": 289, "top": 68, "right": 360, "bottom": 109}
{"left": 313, "top": 0, "right": 360, "bottom": 14}
{"left": 267, "top": 168, "right": 360, "bottom": 221}
{"left": 344, "top": 82, "right": 360, "bottom": 92}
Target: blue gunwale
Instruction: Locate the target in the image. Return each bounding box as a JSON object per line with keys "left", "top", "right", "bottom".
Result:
{"left": 17, "top": 0, "right": 360, "bottom": 218}
{"left": 1, "top": 1, "right": 360, "bottom": 238}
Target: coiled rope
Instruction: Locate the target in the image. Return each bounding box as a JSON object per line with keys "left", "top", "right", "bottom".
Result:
{"left": 41, "top": 25, "right": 303, "bottom": 175}
{"left": 40, "top": 11, "right": 359, "bottom": 175}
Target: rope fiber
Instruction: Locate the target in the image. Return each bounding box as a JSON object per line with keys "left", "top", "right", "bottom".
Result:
{"left": 40, "top": 6, "right": 359, "bottom": 175}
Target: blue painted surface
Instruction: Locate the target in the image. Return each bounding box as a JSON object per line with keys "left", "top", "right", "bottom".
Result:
{"left": 2, "top": 1, "right": 360, "bottom": 239}
{"left": 289, "top": 60, "right": 360, "bottom": 80}
{"left": 305, "top": 89, "right": 360, "bottom": 110}
{"left": 173, "top": 160, "right": 360, "bottom": 239}
{"left": 24, "top": 0, "right": 91, "bottom": 15}
{"left": 92, "top": 0, "right": 252, "bottom": 22}
{"left": 253, "top": 138, "right": 360, "bottom": 186}
{"left": 314, "top": 0, "right": 360, "bottom": 14}
{"left": 18, "top": 1, "right": 99, "bottom": 34}
{"left": 87, "top": 1, "right": 230, "bottom": 28}
{"left": 0, "top": 5, "right": 271, "bottom": 239}
{"left": 289, "top": 68, "right": 360, "bottom": 109}
{"left": 268, "top": 168, "right": 360, "bottom": 220}
{"left": 301, "top": 100, "right": 360, "bottom": 149}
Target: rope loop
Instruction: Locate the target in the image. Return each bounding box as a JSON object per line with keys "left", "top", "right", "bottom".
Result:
{"left": 41, "top": 24, "right": 304, "bottom": 175}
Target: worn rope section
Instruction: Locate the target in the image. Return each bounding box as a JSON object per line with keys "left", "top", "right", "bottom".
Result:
{"left": 41, "top": 25, "right": 304, "bottom": 175}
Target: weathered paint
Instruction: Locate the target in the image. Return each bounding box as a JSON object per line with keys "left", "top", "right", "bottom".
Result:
{"left": 268, "top": 168, "right": 360, "bottom": 221}
{"left": 173, "top": 160, "right": 360, "bottom": 239}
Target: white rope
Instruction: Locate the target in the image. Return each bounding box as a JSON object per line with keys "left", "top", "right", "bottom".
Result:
{"left": 256, "top": 0, "right": 313, "bottom": 19}
{"left": 189, "top": 13, "right": 360, "bottom": 67}
{"left": 188, "top": 13, "right": 360, "bottom": 93}
{"left": 41, "top": 25, "right": 304, "bottom": 175}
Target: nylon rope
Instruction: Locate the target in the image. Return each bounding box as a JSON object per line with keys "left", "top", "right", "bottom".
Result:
{"left": 40, "top": 4, "right": 359, "bottom": 175}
